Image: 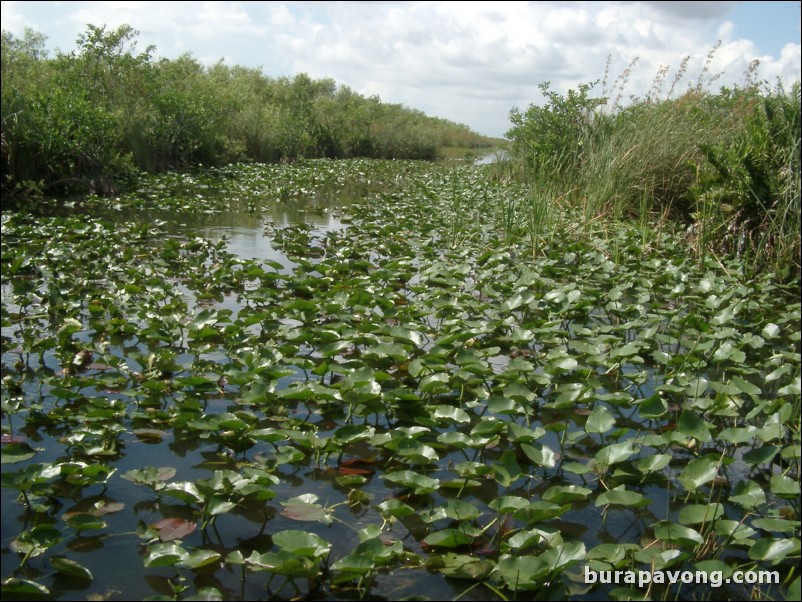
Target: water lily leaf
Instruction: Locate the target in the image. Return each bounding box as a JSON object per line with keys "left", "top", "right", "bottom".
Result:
{"left": 386, "top": 326, "right": 423, "bottom": 347}
{"left": 422, "top": 529, "right": 472, "bottom": 548}
{"left": 678, "top": 457, "right": 719, "bottom": 491}
{"left": 144, "top": 542, "right": 189, "bottom": 567}
{"left": 586, "top": 543, "right": 641, "bottom": 565}
{"left": 514, "top": 501, "right": 571, "bottom": 524}
{"left": 729, "top": 479, "right": 766, "bottom": 509}
{"left": 363, "top": 342, "right": 409, "bottom": 363}
{"left": 718, "top": 426, "right": 760, "bottom": 444}
{"left": 677, "top": 411, "right": 712, "bottom": 442}
{"left": 280, "top": 501, "right": 329, "bottom": 523}
{"left": 731, "top": 375, "right": 761, "bottom": 397}
{"left": 678, "top": 503, "right": 724, "bottom": 525}
{"left": 153, "top": 517, "right": 196, "bottom": 541}
{"left": 595, "top": 485, "right": 648, "bottom": 508}
{"left": 743, "top": 446, "right": 779, "bottom": 466}
{"left": 489, "top": 496, "right": 530, "bottom": 513}
{"left": 653, "top": 521, "right": 704, "bottom": 547}
{"left": 432, "top": 405, "right": 471, "bottom": 423}
{"left": 248, "top": 550, "right": 319, "bottom": 578}
{"left": 538, "top": 540, "right": 586, "bottom": 571}
{"left": 636, "top": 393, "right": 667, "bottom": 419}
{"left": 506, "top": 529, "right": 542, "bottom": 550}
{"left": 593, "top": 440, "right": 637, "bottom": 471}
{"left": 769, "top": 474, "right": 800, "bottom": 498}
{"left": 507, "top": 423, "right": 545, "bottom": 443}
{"left": 436, "top": 553, "right": 495, "bottom": 580}
{"left": 330, "top": 554, "right": 375, "bottom": 580}
{"left": 441, "top": 500, "right": 481, "bottom": 521}
{"left": 66, "top": 514, "right": 107, "bottom": 531}
{"left": 752, "top": 518, "right": 800, "bottom": 534}
{"left": 397, "top": 438, "right": 439, "bottom": 464}
{"left": 178, "top": 549, "right": 221, "bottom": 570}
{"left": 437, "top": 431, "right": 472, "bottom": 448}
{"left": 778, "top": 376, "right": 801, "bottom": 396}
{"left": 542, "top": 485, "right": 591, "bottom": 504}
{"left": 51, "top": 556, "right": 92, "bottom": 581}
{"left": 713, "top": 342, "right": 745, "bottom": 363}
{"left": 633, "top": 547, "right": 689, "bottom": 570}
{"left": 586, "top": 405, "right": 616, "bottom": 433}
{"left": 762, "top": 323, "right": 780, "bottom": 338}
{"left": 272, "top": 530, "right": 331, "bottom": 558}
{"left": 496, "top": 555, "right": 546, "bottom": 589}
{"left": 377, "top": 498, "right": 416, "bottom": 519}
{"left": 382, "top": 470, "right": 439, "bottom": 495}
{"left": 634, "top": 453, "right": 671, "bottom": 474}
{"left": 1, "top": 578, "right": 50, "bottom": 598}
{"left": 419, "top": 373, "right": 451, "bottom": 394}
{"left": 1, "top": 442, "right": 36, "bottom": 464}
{"left": 493, "top": 450, "right": 523, "bottom": 487}
{"left": 748, "top": 537, "right": 801, "bottom": 564}
{"left": 520, "top": 443, "right": 557, "bottom": 468}
{"left": 162, "top": 481, "right": 203, "bottom": 504}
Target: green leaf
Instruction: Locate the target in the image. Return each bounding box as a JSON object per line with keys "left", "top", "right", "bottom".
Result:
{"left": 595, "top": 485, "right": 648, "bottom": 508}
{"left": 144, "top": 542, "right": 189, "bottom": 567}
{"left": 729, "top": 479, "right": 766, "bottom": 509}
{"left": 178, "top": 549, "right": 222, "bottom": 569}
{"left": 436, "top": 553, "right": 495, "bottom": 580}
{"left": 770, "top": 474, "right": 800, "bottom": 498}
{"left": 743, "top": 446, "right": 779, "bottom": 466}
{"left": 497, "top": 555, "right": 546, "bottom": 590}
{"left": 678, "top": 457, "right": 719, "bottom": 491}
{"left": 653, "top": 521, "right": 704, "bottom": 547}
{"left": 542, "top": 485, "right": 591, "bottom": 504}
{"left": 422, "top": 529, "right": 472, "bottom": 548}
{"left": 636, "top": 393, "right": 667, "bottom": 419}
{"left": 51, "top": 556, "right": 92, "bottom": 581}
{"left": 677, "top": 411, "right": 712, "bottom": 442}
{"left": 748, "top": 537, "right": 801, "bottom": 564}
{"left": 1, "top": 578, "right": 50, "bottom": 598}
{"left": 678, "top": 503, "right": 724, "bottom": 525}
{"left": 1, "top": 442, "right": 36, "bottom": 464}
{"left": 586, "top": 405, "right": 616, "bottom": 434}
{"left": 634, "top": 453, "right": 671, "bottom": 474}
{"left": 272, "top": 530, "right": 330, "bottom": 558}
{"left": 382, "top": 470, "right": 440, "bottom": 494}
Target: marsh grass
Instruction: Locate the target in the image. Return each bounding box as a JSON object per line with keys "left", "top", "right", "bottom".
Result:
{"left": 504, "top": 46, "right": 801, "bottom": 281}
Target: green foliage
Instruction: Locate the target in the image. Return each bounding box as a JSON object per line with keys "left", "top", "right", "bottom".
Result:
{"left": 1, "top": 24, "right": 493, "bottom": 205}
{"left": 504, "top": 58, "right": 801, "bottom": 281}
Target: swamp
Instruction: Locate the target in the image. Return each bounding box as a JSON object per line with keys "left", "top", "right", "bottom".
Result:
{"left": 2, "top": 22, "right": 800, "bottom": 602}
{"left": 2, "top": 157, "right": 800, "bottom": 601}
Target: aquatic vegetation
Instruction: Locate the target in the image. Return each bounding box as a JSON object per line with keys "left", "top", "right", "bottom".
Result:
{"left": 1, "top": 159, "right": 799, "bottom": 600}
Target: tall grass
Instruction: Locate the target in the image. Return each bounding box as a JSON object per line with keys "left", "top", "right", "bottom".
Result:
{"left": 502, "top": 49, "right": 801, "bottom": 281}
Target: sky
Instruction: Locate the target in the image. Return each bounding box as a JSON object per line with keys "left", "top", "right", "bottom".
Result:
{"left": 2, "top": 1, "right": 800, "bottom": 138}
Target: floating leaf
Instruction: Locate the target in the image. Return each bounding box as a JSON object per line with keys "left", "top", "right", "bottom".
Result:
{"left": 153, "top": 517, "right": 197, "bottom": 541}
{"left": 272, "top": 530, "right": 331, "bottom": 558}
{"left": 678, "top": 457, "right": 719, "bottom": 491}
{"left": 595, "top": 485, "right": 648, "bottom": 508}
{"left": 422, "top": 529, "right": 472, "bottom": 548}
{"left": 586, "top": 405, "right": 616, "bottom": 434}
{"left": 542, "top": 485, "right": 591, "bottom": 504}
{"left": 382, "top": 470, "right": 440, "bottom": 495}
{"left": 748, "top": 537, "right": 801, "bottom": 564}
{"left": 51, "top": 556, "right": 92, "bottom": 581}
{"left": 678, "top": 503, "right": 724, "bottom": 525}
{"left": 653, "top": 521, "right": 704, "bottom": 547}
